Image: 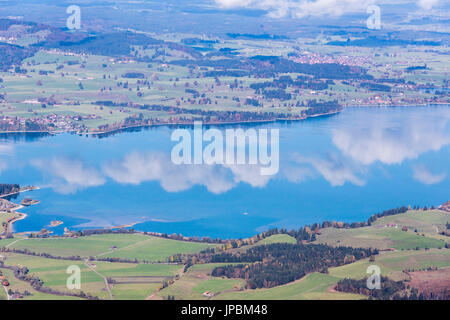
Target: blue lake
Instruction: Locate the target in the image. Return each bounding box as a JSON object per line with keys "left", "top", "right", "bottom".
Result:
{"left": 2, "top": 105, "right": 449, "bottom": 239}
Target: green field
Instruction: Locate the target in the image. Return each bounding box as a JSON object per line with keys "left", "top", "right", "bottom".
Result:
{"left": 111, "top": 283, "right": 161, "bottom": 300}
{"left": 213, "top": 273, "right": 364, "bottom": 300}
{"left": 0, "top": 237, "right": 18, "bottom": 248}
{"left": 316, "top": 210, "right": 449, "bottom": 250}
{"left": 2, "top": 38, "right": 446, "bottom": 134}
{"left": 209, "top": 249, "right": 450, "bottom": 300}
{"left": 0, "top": 267, "right": 84, "bottom": 300}
{"left": 371, "top": 210, "right": 449, "bottom": 234}
{"left": 257, "top": 234, "right": 297, "bottom": 245}
{"left": 1, "top": 253, "right": 110, "bottom": 299}
{"left": 156, "top": 264, "right": 246, "bottom": 300}
{"left": 328, "top": 249, "right": 450, "bottom": 281}
{"left": 0, "top": 49, "right": 310, "bottom": 134}
{"left": 0, "top": 252, "right": 181, "bottom": 300}
{"left": 156, "top": 262, "right": 364, "bottom": 300}
{"left": 6, "top": 234, "right": 216, "bottom": 262}
{"left": 0, "top": 209, "right": 448, "bottom": 300}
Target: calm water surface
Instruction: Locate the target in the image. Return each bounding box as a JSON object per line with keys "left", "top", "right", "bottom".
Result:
{"left": 2, "top": 106, "right": 449, "bottom": 238}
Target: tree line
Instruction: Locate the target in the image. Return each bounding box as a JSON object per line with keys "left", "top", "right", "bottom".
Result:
{"left": 0, "top": 184, "right": 20, "bottom": 196}
{"left": 208, "top": 243, "right": 376, "bottom": 289}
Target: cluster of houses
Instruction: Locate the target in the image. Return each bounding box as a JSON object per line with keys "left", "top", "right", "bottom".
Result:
{"left": 0, "top": 113, "right": 86, "bottom": 133}
{"left": 290, "top": 51, "right": 372, "bottom": 67}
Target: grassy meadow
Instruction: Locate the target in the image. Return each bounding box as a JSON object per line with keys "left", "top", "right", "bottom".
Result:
{"left": 6, "top": 233, "right": 216, "bottom": 261}
{"left": 316, "top": 210, "right": 449, "bottom": 250}
{"left": 0, "top": 209, "right": 448, "bottom": 300}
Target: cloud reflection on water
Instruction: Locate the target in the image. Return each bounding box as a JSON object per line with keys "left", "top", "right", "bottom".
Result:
{"left": 31, "top": 158, "right": 106, "bottom": 194}
{"left": 412, "top": 164, "right": 446, "bottom": 185}
{"left": 291, "top": 153, "right": 366, "bottom": 186}
{"left": 28, "top": 107, "right": 450, "bottom": 194}
{"left": 103, "top": 152, "right": 236, "bottom": 194}
{"left": 332, "top": 110, "right": 450, "bottom": 165}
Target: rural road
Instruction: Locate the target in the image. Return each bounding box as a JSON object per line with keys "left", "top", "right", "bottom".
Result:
{"left": 2, "top": 285, "right": 10, "bottom": 300}
{"left": 5, "top": 238, "right": 24, "bottom": 248}
{"left": 84, "top": 259, "right": 114, "bottom": 300}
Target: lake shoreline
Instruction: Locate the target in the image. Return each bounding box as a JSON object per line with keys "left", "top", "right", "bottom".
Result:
{"left": 0, "top": 109, "right": 342, "bottom": 136}
{"left": 0, "top": 186, "right": 40, "bottom": 199}
{"left": 4, "top": 105, "right": 450, "bottom": 240}
{"left": 0, "top": 103, "right": 448, "bottom": 137}
{"left": 0, "top": 204, "right": 27, "bottom": 235}
{"left": 9, "top": 211, "right": 27, "bottom": 234}
{"left": 8, "top": 200, "right": 449, "bottom": 244}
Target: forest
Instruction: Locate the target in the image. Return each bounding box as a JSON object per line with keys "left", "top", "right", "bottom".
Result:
{"left": 0, "top": 184, "right": 20, "bottom": 196}
{"left": 335, "top": 277, "right": 450, "bottom": 300}
{"left": 209, "top": 243, "right": 376, "bottom": 289}
{"left": 336, "top": 277, "right": 407, "bottom": 300}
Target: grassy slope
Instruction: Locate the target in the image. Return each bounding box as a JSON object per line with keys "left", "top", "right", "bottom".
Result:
{"left": 0, "top": 238, "right": 18, "bottom": 247}
{"left": 328, "top": 248, "right": 450, "bottom": 281}
{"left": 7, "top": 234, "right": 216, "bottom": 261}
{"left": 111, "top": 283, "right": 160, "bottom": 300}
{"left": 156, "top": 265, "right": 246, "bottom": 300}
{"left": 101, "top": 236, "right": 216, "bottom": 261}
{"left": 257, "top": 234, "right": 297, "bottom": 245}
{"left": 156, "top": 261, "right": 364, "bottom": 301}
{"left": 1, "top": 252, "right": 181, "bottom": 300}
{"left": 210, "top": 249, "right": 450, "bottom": 300}
{"left": 316, "top": 210, "right": 449, "bottom": 250}
{"left": 214, "top": 273, "right": 364, "bottom": 300}
{"left": 0, "top": 267, "right": 84, "bottom": 300}
{"left": 0, "top": 210, "right": 448, "bottom": 300}
{"left": 371, "top": 210, "right": 449, "bottom": 234}
{"left": 1, "top": 252, "right": 109, "bottom": 299}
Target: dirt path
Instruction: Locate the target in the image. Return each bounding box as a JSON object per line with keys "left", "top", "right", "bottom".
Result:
{"left": 145, "top": 265, "right": 186, "bottom": 300}
{"left": 5, "top": 238, "right": 25, "bottom": 248}
{"left": 96, "top": 238, "right": 155, "bottom": 257}
{"left": 327, "top": 284, "right": 339, "bottom": 293}
{"left": 145, "top": 291, "right": 159, "bottom": 300}
{"left": 2, "top": 285, "right": 10, "bottom": 300}
{"left": 84, "top": 259, "right": 114, "bottom": 300}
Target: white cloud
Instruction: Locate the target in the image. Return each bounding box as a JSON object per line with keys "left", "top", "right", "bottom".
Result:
{"left": 413, "top": 164, "right": 446, "bottom": 185}
{"left": 213, "top": 0, "right": 442, "bottom": 18}
{"left": 292, "top": 153, "right": 365, "bottom": 186}
{"left": 103, "top": 151, "right": 274, "bottom": 194}
{"left": 417, "top": 0, "right": 441, "bottom": 10}
{"left": 216, "top": 0, "right": 373, "bottom": 18}
{"left": 31, "top": 157, "right": 105, "bottom": 194}
{"left": 0, "top": 143, "right": 13, "bottom": 155}
{"left": 27, "top": 151, "right": 276, "bottom": 195}
{"left": 283, "top": 165, "right": 315, "bottom": 183}
{"left": 332, "top": 113, "right": 450, "bottom": 165}
{"left": 226, "top": 164, "right": 273, "bottom": 187}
